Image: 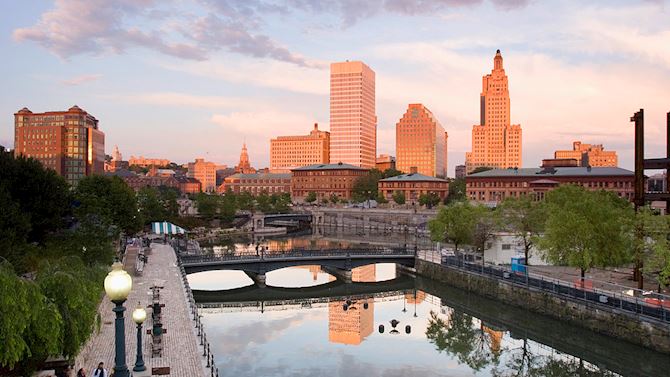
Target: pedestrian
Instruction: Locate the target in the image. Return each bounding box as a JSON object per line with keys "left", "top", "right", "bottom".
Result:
{"left": 91, "top": 362, "right": 108, "bottom": 377}
{"left": 76, "top": 368, "right": 86, "bottom": 377}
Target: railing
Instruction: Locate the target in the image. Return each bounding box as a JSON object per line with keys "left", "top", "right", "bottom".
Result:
{"left": 430, "top": 253, "right": 670, "bottom": 324}
{"left": 180, "top": 246, "right": 414, "bottom": 265}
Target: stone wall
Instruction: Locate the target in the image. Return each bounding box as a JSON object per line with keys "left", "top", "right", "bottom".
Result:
{"left": 415, "top": 259, "right": 670, "bottom": 354}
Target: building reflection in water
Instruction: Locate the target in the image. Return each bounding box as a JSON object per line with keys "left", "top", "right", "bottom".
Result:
{"left": 328, "top": 265, "right": 376, "bottom": 345}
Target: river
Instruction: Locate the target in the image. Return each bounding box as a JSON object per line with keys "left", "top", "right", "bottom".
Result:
{"left": 187, "top": 229, "right": 670, "bottom": 377}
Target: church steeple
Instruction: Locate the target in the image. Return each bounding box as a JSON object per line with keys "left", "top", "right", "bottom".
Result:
{"left": 235, "top": 142, "right": 253, "bottom": 173}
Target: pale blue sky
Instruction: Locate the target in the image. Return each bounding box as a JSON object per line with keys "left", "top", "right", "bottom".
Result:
{"left": 2, "top": 0, "right": 669, "bottom": 175}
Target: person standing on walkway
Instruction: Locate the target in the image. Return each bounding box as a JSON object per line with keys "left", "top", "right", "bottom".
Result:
{"left": 91, "top": 362, "right": 108, "bottom": 377}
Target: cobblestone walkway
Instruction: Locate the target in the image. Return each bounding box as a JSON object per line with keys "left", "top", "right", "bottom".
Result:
{"left": 75, "top": 243, "right": 207, "bottom": 377}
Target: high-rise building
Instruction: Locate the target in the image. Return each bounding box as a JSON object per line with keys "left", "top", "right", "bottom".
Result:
{"left": 554, "top": 141, "right": 618, "bottom": 167}
{"left": 465, "top": 50, "right": 522, "bottom": 173}
{"left": 396, "top": 104, "right": 448, "bottom": 178}
{"left": 14, "top": 105, "right": 104, "bottom": 185}
{"left": 455, "top": 164, "right": 466, "bottom": 179}
{"left": 270, "top": 123, "right": 330, "bottom": 173}
{"left": 188, "top": 158, "right": 217, "bottom": 192}
{"left": 376, "top": 154, "right": 396, "bottom": 171}
{"left": 234, "top": 143, "right": 255, "bottom": 174}
{"left": 330, "top": 61, "right": 377, "bottom": 168}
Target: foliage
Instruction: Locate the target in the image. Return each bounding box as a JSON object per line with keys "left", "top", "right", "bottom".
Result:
{"left": 429, "top": 201, "right": 477, "bottom": 252}
{"left": 497, "top": 195, "right": 546, "bottom": 264}
{"left": 74, "top": 175, "right": 142, "bottom": 235}
{"left": 419, "top": 192, "right": 441, "bottom": 208}
{"left": 376, "top": 193, "right": 388, "bottom": 204}
{"left": 638, "top": 207, "right": 670, "bottom": 290}
{"left": 352, "top": 168, "right": 383, "bottom": 202}
{"left": 235, "top": 191, "right": 255, "bottom": 211}
{"left": 330, "top": 194, "right": 339, "bottom": 204}
{"left": 471, "top": 205, "right": 497, "bottom": 265}
{"left": 195, "top": 193, "right": 236, "bottom": 223}
{"left": 270, "top": 193, "right": 291, "bottom": 213}
{"left": 382, "top": 168, "right": 403, "bottom": 178}
{"left": 445, "top": 178, "right": 466, "bottom": 204}
{"left": 392, "top": 190, "right": 406, "bottom": 205}
{"left": 470, "top": 166, "right": 494, "bottom": 174}
{"left": 256, "top": 192, "right": 273, "bottom": 213}
{"left": 536, "top": 185, "right": 634, "bottom": 278}
{"left": 305, "top": 191, "right": 317, "bottom": 203}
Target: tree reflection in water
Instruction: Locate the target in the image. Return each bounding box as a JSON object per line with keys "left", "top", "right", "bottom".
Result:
{"left": 425, "top": 310, "right": 618, "bottom": 377}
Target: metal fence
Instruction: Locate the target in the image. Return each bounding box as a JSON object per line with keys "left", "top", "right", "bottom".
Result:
{"left": 431, "top": 252, "right": 670, "bottom": 324}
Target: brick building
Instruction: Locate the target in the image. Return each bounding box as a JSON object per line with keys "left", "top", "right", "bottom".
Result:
{"left": 378, "top": 171, "right": 450, "bottom": 202}
{"left": 220, "top": 173, "right": 291, "bottom": 195}
{"left": 291, "top": 162, "right": 369, "bottom": 202}
{"left": 554, "top": 141, "right": 618, "bottom": 167}
{"left": 128, "top": 156, "right": 170, "bottom": 167}
{"left": 187, "top": 158, "right": 217, "bottom": 192}
{"left": 376, "top": 154, "right": 396, "bottom": 172}
{"left": 466, "top": 166, "right": 634, "bottom": 205}
{"left": 14, "top": 105, "right": 105, "bottom": 185}
{"left": 270, "top": 123, "right": 330, "bottom": 173}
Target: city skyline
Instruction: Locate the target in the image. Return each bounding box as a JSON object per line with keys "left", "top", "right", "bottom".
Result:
{"left": 2, "top": 1, "right": 670, "bottom": 174}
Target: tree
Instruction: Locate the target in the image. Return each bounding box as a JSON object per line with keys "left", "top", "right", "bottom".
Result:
{"left": 137, "top": 187, "right": 166, "bottom": 223}
{"left": 305, "top": 191, "right": 317, "bottom": 203}
{"left": 429, "top": 202, "right": 477, "bottom": 253}
{"left": 392, "top": 190, "right": 406, "bottom": 205}
{"left": 256, "top": 192, "right": 272, "bottom": 213}
{"left": 497, "top": 195, "right": 545, "bottom": 264}
{"left": 445, "top": 178, "right": 466, "bottom": 204}
{"left": 470, "top": 166, "right": 494, "bottom": 174}
{"left": 352, "top": 169, "right": 382, "bottom": 202}
{"left": 471, "top": 205, "right": 497, "bottom": 267}
{"left": 638, "top": 207, "right": 670, "bottom": 292}
{"left": 271, "top": 193, "right": 291, "bottom": 213}
{"left": 74, "top": 175, "right": 141, "bottom": 235}
{"left": 419, "top": 192, "right": 441, "bottom": 208}
{"left": 536, "top": 185, "right": 634, "bottom": 280}
{"left": 235, "top": 191, "right": 255, "bottom": 211}
{"left": 382, "top": 168, "right": 402, "bottom": 178}
{"left": 195, "top": 192, "right": 219, "bottom": 220}
{"left": 330, "top": 194, "right": 339, "bottom": 204}
{"left": 376, "top": 193, "right": 388, "bottom": 204}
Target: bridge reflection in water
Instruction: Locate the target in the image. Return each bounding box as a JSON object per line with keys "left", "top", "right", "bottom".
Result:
{"left": 193, "top": 263, "right": 670, "bottom": 377}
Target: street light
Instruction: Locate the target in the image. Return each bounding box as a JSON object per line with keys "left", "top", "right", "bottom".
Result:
{"left": 132, "top": 303, "right": 147, "bottom": 372}
{"left": 104, "top": 260, "right": 133, "bottom": 377}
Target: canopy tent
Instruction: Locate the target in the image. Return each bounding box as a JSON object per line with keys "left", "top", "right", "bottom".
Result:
{"left": 151, "top": 221, "right": 186, "bottom": 235}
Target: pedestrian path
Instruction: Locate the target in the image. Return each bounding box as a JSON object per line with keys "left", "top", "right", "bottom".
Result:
{"left": 75, "top": 243, "right": 207, "bottom": 377}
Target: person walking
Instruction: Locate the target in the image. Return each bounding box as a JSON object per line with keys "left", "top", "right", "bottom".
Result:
{"left": 91, "top": 362, "right": 108, "bottom": 377}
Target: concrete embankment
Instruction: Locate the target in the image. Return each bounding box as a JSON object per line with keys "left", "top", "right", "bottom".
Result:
{"left": 415, "top": 258, "right": 670, "bottom": 354}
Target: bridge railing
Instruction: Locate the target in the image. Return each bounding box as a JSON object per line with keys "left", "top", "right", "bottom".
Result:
{"left": 179, "top": 246, "right": 414, "bottom": 264}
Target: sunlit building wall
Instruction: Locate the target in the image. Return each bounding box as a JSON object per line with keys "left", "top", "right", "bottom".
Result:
{"left": 396, "top": 104, "right": 448, "bottom": 178}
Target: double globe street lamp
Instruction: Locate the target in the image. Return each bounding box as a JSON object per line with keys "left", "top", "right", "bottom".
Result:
{"left": 104, "top": 261, "right": 133, "bottom": 377}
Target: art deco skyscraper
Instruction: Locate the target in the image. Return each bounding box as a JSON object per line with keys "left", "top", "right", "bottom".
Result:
{"left": 330, "top": 61, "right": 377, "bottom": 168}
{"left": 465, "top": 50, "right": 522, "bottom": 173}
{"left": 396, "top": 104, "right": 448, "bottom": 178}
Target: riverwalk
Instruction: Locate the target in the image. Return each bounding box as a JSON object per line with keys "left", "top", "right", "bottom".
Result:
{"left": 75, "top": 243, "right": 207, "bottom": 377}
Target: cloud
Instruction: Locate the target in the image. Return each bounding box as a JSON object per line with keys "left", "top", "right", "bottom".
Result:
{"left": 108, "top": 91, "right": 257, "bottom": 110}
{"left": 61, "top": 73, "right": 102, "bottom": 86}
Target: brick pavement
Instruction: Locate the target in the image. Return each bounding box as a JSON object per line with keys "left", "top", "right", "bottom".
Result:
{"left": 75, "top": 243, "right": 208, "bottom": 377}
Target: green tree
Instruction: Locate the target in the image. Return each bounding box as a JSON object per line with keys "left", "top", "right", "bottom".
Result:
{"left": 305, "top": 191, "right": 317, "bottom": 203}
{"left": 256, "top": 192, "right": 273, "bottom": 213}
{"left": 376, "top": 193, "right": 388, "bottom": 204}
{"left": 445, "top": 178, "right": 466, "bottom": 204}
{"left": 74, "top": 175, "right": 141, "bottom": 235}
{"left": 470, "top": 166, "right": 494, "bottom": 174}
{"left": 419, "top": 192, "right": 441, "bottom": 208}
{"left": 498, "top": 195, "right": 545, "bottom": 264}
{"left": 271, "top": 193, "right": 291, "bottom": 213}
{"left": 638, "top": 207, "right": 670, "bottom": 291}
{"left": 137, "top": 187, "right": 166, "bottom": 223}
{"left": 536, "top": 185, "right": 634, "bottom": 280}
{"left": 471, "top": 205, "right": 497, "bottom": 266}
{"left": 330, "top": 194, "right": 339, "bottom": 204}
{"left": 382, "top": 168, "right": 403, "bottom": 178}
{"left": 236, "top": 191, "right": 255, "bottom": 211}
{"left": 392, "top": 190, "right": 406, "bottom": 205}
{"left": 195, "top": 192, "right": 220, "bottom": 220}
{"left": 352, "top": 168, "right": 382, "bottom": 202}
{"left": 429, "top": 201, "right": 477, "bottom": 253}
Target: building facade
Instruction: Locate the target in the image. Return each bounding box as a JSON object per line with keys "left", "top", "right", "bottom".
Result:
{"left": 188, "top": 158, "right": 217, "bottom": 192}
{"left": 128, "top": 156, "right": 170, "bottom": 167}
{"left": 328, "top": 265, "right": 375, "bottom": 345}
{"left": 14, "top": 106, "right": 105, "bottom": 185}
{"left": 376, "top": 154, "right": 395, "bottom": 171}
{"left": 175, "top": 176, "right": 202, "bottom": 194}
{"left": 455, "top": 165, "right": 466, "bottom": 179}
{"left": 554, "top": 141, "right": 618, "bottom": 167}
{"left": 378, "top": 171, "right": 450, "bottom": 202}
{"left": 270, "top": 123, "right": 330, "bottom": 173}
{"left": 330, "top": 61, "right": 377, "bottom": 168}
{"left": 221, "top": 173, "right": 291, "bottom": 195}
{"left": 105, "top": 145, "right": 129, "bottom": 172}
{"left": 396, "top": 104, "right": 448, "bottom": 178}
{"left": 466, "top": 167, "right": 634, "bottom": 205}
{"left": 291, "top": 162, "right": 369, "bottom": 202}
{"left": 465, "top": 50, "right": 522, "bottom": 173}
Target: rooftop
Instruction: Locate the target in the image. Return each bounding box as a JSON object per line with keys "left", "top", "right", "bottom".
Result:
{"left": 380, "top": 173, "right": 448, "bottom": 182}
{"left": 291, "top": 162, "right": 369, "bottom": 171}
{"left": 468, "top": 167, "right": 633, "bottom": 178}
{"left": 226, "top": 173, "right": 292, "bottom": 179}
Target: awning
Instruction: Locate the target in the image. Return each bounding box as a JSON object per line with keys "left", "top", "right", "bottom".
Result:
{"left": 151, "top": 221, "right": 186, "bottom": 235}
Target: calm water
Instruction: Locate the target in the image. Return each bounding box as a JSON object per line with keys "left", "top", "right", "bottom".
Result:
{"left": 188, "top": 231, "right": 670, "bottom": 377}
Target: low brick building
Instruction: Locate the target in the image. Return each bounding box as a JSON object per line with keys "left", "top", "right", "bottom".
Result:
{"left": 466, "top": 166, "right": 634, "bottom": 205}
{"left": 175, "top": 176, "right": 201, "bottom": 194}
{"left": 291, "top": 162, "right": 369, "bottom": 202}
{"left": 378, "top": 172, "right": 449, "bottom": 202}
{"left": 221, "top": 173, "right": 291, "bottom": 195}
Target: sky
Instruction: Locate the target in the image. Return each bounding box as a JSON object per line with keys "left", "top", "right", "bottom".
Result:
{"left": 1, "top": 0, "right": 669, "bottom": 176}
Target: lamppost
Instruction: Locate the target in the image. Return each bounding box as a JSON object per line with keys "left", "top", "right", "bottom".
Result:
{"left": 132, "top": 303, "right": 147, "bottom": 372}
{"left": 104, "top": 260, "right": 133, "bottom": 377}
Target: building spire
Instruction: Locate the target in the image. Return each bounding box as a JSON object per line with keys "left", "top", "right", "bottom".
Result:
{"left": 494, "top": 49, "right": 503, "bottom": 70}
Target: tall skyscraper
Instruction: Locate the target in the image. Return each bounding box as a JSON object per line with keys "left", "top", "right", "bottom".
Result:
{"left": 465, "top": 50, "right": 522, "bottom": 173}
{"left": 395, "top": 104, "right": 448, "bottom": 178}
{"left": 14, "top": 105, "right": 104, "bottom": 185}
{"left": 330, "top": 61, "right": 377, "bottom": 168}
{"left": 270, "top": 123, "right": 330, "bottom": 173}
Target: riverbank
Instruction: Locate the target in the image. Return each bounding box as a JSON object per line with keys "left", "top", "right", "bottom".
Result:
{"left": 415, "top": 258, "right": 670, "bottom": 354}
